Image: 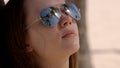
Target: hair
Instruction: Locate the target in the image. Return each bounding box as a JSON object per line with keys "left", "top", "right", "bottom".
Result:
{"left": 0, "top": 0, "right": 79, "bottom": 68}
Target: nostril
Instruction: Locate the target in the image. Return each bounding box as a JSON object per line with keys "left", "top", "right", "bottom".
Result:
{"left": 63, "top": 21, "right": 72, "bottom": 26}
{"left": 63, "top": 22, "right": 67, "bottom": 26}
{"left": 69, "top": 21, "right": 72, "bottom": 25}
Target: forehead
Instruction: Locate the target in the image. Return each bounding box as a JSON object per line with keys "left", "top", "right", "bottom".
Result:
{"left": 40, "top": 0, "right": 66, "bottom": 6}
{"left": 40, "top": 0, "right": 66, "bottom": 9}
{"left": 25, "top": 0, "right": 66, "bottom": 12}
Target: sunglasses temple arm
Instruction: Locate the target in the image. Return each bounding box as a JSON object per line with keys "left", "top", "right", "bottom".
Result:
{"left": 25, "top": 18, "right": 41, "bottom": 30}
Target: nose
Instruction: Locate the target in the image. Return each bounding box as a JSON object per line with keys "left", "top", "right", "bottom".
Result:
{"left": 59, "top": 13, "right": 73, "bottom": 27}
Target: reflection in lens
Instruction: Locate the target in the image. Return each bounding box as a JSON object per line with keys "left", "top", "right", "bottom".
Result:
{"left": 40, "top": 7, "right": 61, "bottom": 26}
{"left": 62, "top": 2, "right": 81, "bottom": 21}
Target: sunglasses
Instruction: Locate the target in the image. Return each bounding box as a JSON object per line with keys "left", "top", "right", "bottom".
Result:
{"left": 26, "top": 2, "right": 81, "bottom": 29}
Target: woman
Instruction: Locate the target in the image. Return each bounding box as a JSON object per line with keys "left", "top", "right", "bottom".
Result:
{"left": 1, "top": 0, "right": 81, "bottom": 68}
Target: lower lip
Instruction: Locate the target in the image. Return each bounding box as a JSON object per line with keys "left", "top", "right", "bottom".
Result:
{"left": 62, "top": 33, "right": 76, "bottom": 39}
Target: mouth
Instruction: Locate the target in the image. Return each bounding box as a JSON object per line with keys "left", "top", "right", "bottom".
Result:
{"left": 62, "top": 30, "right": 77, "bottom": 39}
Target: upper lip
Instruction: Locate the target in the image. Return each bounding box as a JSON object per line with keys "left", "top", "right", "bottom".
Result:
{"left": 62, "top": 30, "right": 76, "bottom": 38}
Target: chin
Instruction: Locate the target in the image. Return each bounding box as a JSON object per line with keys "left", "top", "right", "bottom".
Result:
{"left": 70, "top": 41, "right": 80, "bottom": 55}
{"left": 63, "top": 37, "right": 80, "bottom": 56}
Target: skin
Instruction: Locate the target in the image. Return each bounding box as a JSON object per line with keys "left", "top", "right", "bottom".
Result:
{"left": 25, "top": 0, "right": 80, "bottom": 68}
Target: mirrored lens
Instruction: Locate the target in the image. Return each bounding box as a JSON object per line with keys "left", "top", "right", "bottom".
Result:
{"left": 40, "top": 7, "right": 61, "bottom": 26}
{"left": 40, "top": 2, "right": 80, "bottom": 27}
{"left": 62, "top": 2, "right": 81, "bottom": 21}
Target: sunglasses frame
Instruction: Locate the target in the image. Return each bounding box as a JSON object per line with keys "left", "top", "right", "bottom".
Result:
{"left": 25, "top": 2, "right": 81, "bottom": 30}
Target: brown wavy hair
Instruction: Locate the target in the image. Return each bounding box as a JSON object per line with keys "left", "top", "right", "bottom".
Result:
{"left": 1, "top": 0, "right": 79, "bottom": 68}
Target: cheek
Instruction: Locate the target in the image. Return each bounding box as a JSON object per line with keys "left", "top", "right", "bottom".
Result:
{"left": 27, "top": 30, "right": 47, "bottom": 56}
{"left": 39, "top": 30, "right": 62, "bottom": 52}
{"left": 27, "top": 29, "right": 62, "bottom": 57}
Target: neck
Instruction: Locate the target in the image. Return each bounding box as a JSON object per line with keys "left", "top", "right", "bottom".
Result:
{"left": 36, "top": 56, "right": 69, "bottom": 68}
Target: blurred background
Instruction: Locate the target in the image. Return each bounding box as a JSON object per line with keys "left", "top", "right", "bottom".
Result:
{"left": 68, "top": 0, "right": 120, "bottom": 68}
{"left": 2, "top": 0, "right": 120, "bottom": 68}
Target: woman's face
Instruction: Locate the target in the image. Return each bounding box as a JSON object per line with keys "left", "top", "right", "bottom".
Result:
{"left": 25, "top": 0, "right": 80, "bottom": 60}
